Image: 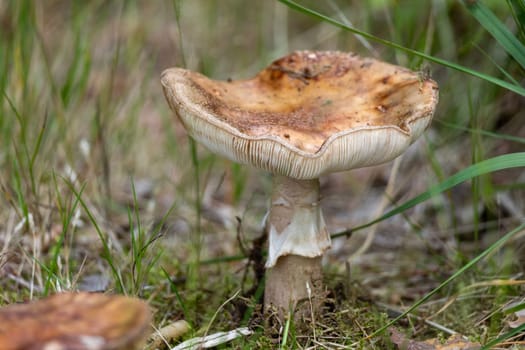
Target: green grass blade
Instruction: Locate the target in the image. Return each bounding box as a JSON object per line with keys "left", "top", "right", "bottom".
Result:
{"left": 162, "top": 267, "right": 191, "bottom": 325}
{"left": 333, "top": 152, "right": 525, "bottom": 238}
{"left": 280, "top": 311, "right": 292, "bottom": 349}
{"left": 128, "top": 179, "right": 165, "bottom": 296}
{"left": 507, "top": 0, "right": 525, "bottom": 40}
{"left": 65, "top": 179, "right": 125, "bottom": 293}
{"left": 172, "top": 0, "right": 187, "bottom": 68}
{"left": 503, "top": 301, "right": 525, "bottom": 315}
{"left": 12, "top": 157, "right": 29, "bottom": 219}
{"left": 436, "top": 120, "right": 525, "bottom": 144}
{"left": 201, "top": 254, "right": 246, "bottom": 265}
{"left": 476, "top": 44, "right": 521, "bottom": 86}
{"left": 44, "top": 172, "right": 81, "bottom": 293}
{"left": 464, "top": 0, "right": 525, "bottom": 70}
{"left": 60, "top": 29, "right": 91, "bottom": 107}
{"left": 367, "top": 221, "right": 525, "bottom": 340}
{"left": 278, "top": 0, "right": 525, "bottom": 96}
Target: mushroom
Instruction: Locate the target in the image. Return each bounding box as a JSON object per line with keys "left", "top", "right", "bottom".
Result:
{"left": 0, "top": 292, "right": 151, "bottom": 350}
{"left": 161, "top": 50, "right": 438, "bottom": 318}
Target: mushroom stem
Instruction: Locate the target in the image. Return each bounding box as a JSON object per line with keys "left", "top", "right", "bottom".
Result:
{"left": 265, "top": 255, "right": 323, "bottom": 318}
{"left": 264, "top": 175, "right": 330, "bottom": 317}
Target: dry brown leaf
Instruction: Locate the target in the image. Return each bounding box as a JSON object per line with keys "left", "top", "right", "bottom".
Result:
{"left": 0, "top": 292, "right": 151, "bottom": 350}
{"left": 390, "top": 328, "right": 481, "bottom": 350}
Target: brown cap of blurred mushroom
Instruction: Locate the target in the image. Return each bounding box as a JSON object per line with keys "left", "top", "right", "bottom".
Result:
{"left": 161, "top": 50, "right": 438, "bottom": 316}
{"left": 0, "top": 292, "right": 151, "bottom": 350}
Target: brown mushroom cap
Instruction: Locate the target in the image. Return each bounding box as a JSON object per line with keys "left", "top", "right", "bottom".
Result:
{"left": 0, "top": 292, "right": 151, "bottom": 350}
{"left": 161, "top": 50, "right": 438, "bottom": 179}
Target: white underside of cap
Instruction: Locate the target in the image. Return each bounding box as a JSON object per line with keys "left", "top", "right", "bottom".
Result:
{"left": 265, "top": 198, "right": 331, "bottom": 268}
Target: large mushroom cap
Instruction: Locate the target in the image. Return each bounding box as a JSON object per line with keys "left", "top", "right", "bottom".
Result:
{"left": 0, "top": 292, "right": 151, "bottom": 350}
{"left": 161, "top": 50, "right": 438, "bottom": 179}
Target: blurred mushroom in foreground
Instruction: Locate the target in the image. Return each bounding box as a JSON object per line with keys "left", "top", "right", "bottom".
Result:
{"left": 0, "top": 292, "right": 151, "bottom": 350}
{"left": 161, "top": 50, "right": 438, "bottom": 320}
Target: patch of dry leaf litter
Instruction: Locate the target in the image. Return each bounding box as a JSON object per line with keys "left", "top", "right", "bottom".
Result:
{"left": 390, "top": 328, "right": 481, "bottom": 350}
